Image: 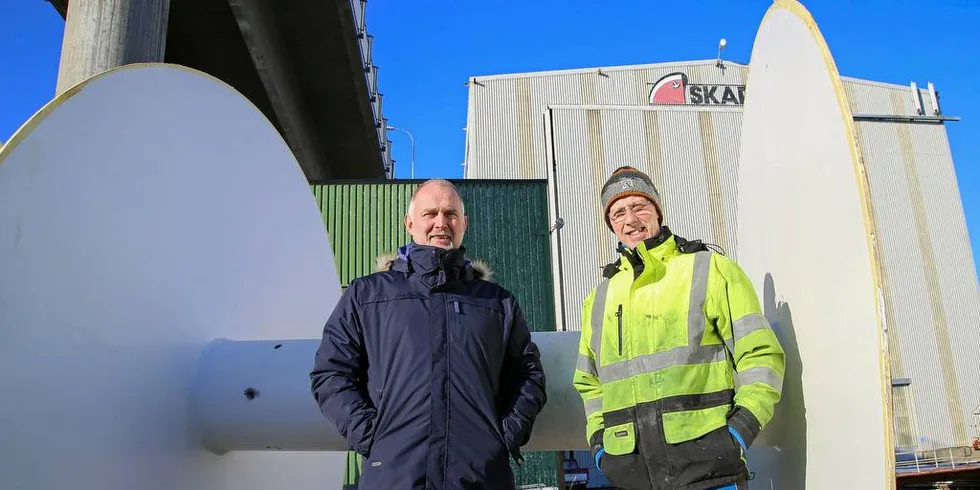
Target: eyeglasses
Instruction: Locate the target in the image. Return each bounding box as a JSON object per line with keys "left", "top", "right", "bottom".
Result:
{"left": 608, "top": 202, "right": 654, "bottom": 224}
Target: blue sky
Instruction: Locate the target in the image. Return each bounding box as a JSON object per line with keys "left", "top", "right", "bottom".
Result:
{"left": 2, "top": 0, "right": 978, "bottom": 275}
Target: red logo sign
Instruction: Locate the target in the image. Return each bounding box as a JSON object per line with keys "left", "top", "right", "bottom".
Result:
{"left": 648, "top": 72, "right": 745, "bottom": 106}
{"left": 649, "top": 72, "right": 688, "bottom": 105}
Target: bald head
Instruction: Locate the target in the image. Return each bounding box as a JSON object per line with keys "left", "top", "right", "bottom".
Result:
{"left": 405, "top": 179, "right": 467, "bottom": 249}
{"left": 407, "top": 179, "right": 465, "bottom": 216}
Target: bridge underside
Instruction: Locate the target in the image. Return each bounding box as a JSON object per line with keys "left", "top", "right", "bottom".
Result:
{"left": 50, "top": 0, "right": 390, "bottom": 182}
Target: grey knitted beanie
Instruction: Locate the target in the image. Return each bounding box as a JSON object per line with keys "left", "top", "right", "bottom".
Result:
{"left": 600, "top": 166, "right": 664, "bottom": 230}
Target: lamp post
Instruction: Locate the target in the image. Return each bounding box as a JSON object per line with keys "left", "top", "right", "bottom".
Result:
{"left": 386, "top": 125, "right": 415, "bottom": 179}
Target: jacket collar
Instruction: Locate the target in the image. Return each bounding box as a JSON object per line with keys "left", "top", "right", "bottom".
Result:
{"left": 606, "top": 226, "right": 678, "bottom": 277}
{"left": 389, "top": 241, "right": 478, "bottom": 290}
{"left": 634, "top": 226, "right": 678, "bottom": 262}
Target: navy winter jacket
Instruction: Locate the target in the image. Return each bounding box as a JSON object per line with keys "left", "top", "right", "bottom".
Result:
{"left": 311, "top": 243, "right": 547, "bottom": 489}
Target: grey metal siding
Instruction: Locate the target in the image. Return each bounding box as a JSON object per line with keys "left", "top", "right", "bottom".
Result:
{"left": 846, "top": 79, "right": 980, "bottom": 450}
{"left": 467, "top": 78, "right": 518, "bottom": 179}
{"left": 465, "top": 62, "right": 751, "bottom": 333}
{"left": 465, "top": 60, "right": 749, "bottom": 180}
{"left": 464, "top": 60, "right": 980, "bottom": 454}
{"left": 548, "top": 105, "right": 743, "bottom": 332}
{"left": 549, "top": 106, "right": 615, "bottom": 330}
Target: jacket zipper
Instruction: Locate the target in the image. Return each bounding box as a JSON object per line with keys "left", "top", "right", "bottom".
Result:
{"left": 444, "top": 299, "right": 459, "bottom": 489}
{"left": 616, "top": 304, "right": 624, "bottom": 356}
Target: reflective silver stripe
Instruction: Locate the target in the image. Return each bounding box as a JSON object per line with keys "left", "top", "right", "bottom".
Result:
{"left": 687, "top": 251, "right": 713, "bottom": 347}
{"left": 733, "top": 313, "right": 771, "bottom": 341}
{"left": 597, "top": 344, "right": 727, "bottom": 383}
{"left": 584, "top": 397, "right": 603, "bottom": 417}
{"left": 590, "top": 279, "right": 611, "bottom": 364}
{"left": 592, "top": 252, "right": 719, "bottom": 384}
{"left": 734, "top": 366, "right": 784, "bottom": 392}
{"left": 576, "top": 353, "right": 598, "bottom": 376}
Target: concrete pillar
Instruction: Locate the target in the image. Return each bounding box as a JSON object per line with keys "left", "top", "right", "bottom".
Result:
{"left": 55, "top": 0, "right": 171, "bottom": 95}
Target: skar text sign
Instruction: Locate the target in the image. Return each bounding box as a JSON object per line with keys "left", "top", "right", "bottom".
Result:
{"left": 649, "top": 72, "right": 745, "bottom": 106}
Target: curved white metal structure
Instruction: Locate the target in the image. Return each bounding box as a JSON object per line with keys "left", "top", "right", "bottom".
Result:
{"left": 0, "top": 64, "right": 346, "bottom": 490}
{"left": 736, "top": 1, "right": 894, "bottom": 488}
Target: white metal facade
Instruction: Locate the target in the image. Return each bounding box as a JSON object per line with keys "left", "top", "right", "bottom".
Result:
{"left": 462, "top": 60, "right": 980, "bottom": 452}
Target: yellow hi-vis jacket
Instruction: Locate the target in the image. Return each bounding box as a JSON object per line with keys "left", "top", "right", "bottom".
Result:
{"left": 573, "top": 229, "right": 784, "bottom": 489}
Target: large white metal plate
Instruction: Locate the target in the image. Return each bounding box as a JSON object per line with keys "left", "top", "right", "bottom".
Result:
{"left": 736, "top": 1, "right": 893, "bottom": 488}
{"left": 0, "top": 64, "right": 346, "bottom": 490}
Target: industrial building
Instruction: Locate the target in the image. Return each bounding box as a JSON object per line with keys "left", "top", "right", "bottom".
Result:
{"left": 462, "top": 58, "right": 980, "bottom": 485}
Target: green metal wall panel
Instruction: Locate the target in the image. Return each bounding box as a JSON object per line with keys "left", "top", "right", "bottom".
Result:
{"left": 313, "top": 179, "right": 557, "bottom": 332}
{"left": 311, "top": 180, "right": 559, "bottom": 488}
{"left": 313, "top": 182, "right": 416, "bottom": 285}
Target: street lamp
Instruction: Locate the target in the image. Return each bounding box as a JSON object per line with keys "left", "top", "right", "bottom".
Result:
{"left": 716, "top": 38, "right": 727, "bottom": 68}
{"left": 386, "top": 125, "right": 415, "bottom": 179}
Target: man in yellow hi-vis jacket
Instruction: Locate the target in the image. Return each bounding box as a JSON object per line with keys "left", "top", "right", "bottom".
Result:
{"left": 573, "top": 166, "right": 785, "bottom": 490}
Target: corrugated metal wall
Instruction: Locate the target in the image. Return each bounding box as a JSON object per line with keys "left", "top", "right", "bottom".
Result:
{"left": 313, "top": 180, "right": 556, "bottom": 333}
{"left": 548, "top": 105, "right": 743, "bottom": 332}
{"left": 314, "top": 183, "right": 414, "bottom": 284}
{"left": 846, "top": 78, "right": 980, "bottom": 451}
{"left": 312, "top": 180, "right": 560, "bottom": 487}
{"left": 465, "top": 60, "right": 749, "bottom": 181}
{"left": 463, "top": 60, "right": 980, "bottom": 456}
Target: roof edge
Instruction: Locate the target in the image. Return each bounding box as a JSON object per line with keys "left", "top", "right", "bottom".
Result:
{"left": 839, "top": 75, "right": 930, "bottom": 92}
{"left": 468, "top": 59, "right": 749, "bottom": 82}
{"left": 465, "top": 58, "right": 931, "bottom": 95}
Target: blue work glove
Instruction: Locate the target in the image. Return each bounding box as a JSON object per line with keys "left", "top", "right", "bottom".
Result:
{"left": 727, "top": 425, "right": 747, "bottom": 451}
{"left": 594, "top": 447, "right": 605, "bottom": 470}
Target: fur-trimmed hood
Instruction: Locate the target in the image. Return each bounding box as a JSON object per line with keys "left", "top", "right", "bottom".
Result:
{"left": 374, "top": 251, "right": 494, "bottom": 282}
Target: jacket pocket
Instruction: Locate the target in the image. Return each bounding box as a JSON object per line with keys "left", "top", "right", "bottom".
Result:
{"left": 371, "top": 389, "right": 385, "bottom": 441}
{"left": 451, "top": 297, "right": 504, "bottom": 347}
{"left": 348, "top": 407, "right": 379, "bottom": 457}
{"left": 494, "top": 415, "right": 509, "bottom": 447}
{"left": 661, "top": 404, "right": 729, "bottom": 444}
{"left": 602, "top": 421, "right": 637, "bottom": 456}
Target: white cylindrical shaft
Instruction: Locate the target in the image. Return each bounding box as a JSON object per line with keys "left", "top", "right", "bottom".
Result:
{"left": 56, "top": 0, "right": 171, "bottom": 95}
{"left": 190, "top": 338, "right": 345, "bottom": 453}
{"left": 190, "top": 332, "right": 588, "bottom": 453}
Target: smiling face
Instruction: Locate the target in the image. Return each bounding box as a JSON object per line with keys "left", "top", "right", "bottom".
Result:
{"left": 405, "top": 180, "right": 467, "bottom": 249}
{"left": 608, "top": 195, "right": 661, "bottom": 249}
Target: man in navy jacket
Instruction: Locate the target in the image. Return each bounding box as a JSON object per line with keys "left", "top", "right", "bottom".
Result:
{"left": 311, "top": 179, "right": 547, "bottom": 489}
